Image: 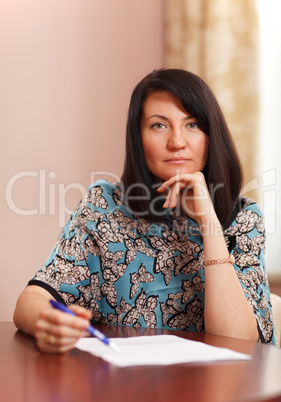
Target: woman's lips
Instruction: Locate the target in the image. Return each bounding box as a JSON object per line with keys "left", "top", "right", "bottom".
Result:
{"left": 164, "top": 157, "right": 190, "bottom": 164}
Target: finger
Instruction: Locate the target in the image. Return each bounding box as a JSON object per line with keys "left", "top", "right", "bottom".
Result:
{"left": 39, "top": 307, "right": 90, "bottom": 330}
{"left": 157, "top": 173, "right": 193, "bottom": 191}
{"left": 70, "top": 304, "right": 92, "bottom": 320}
{"left": 36, "top": 331, "right": 85, "bottom": 354}
{"left": 36, "top": 318, "right": 89, "bottom": 338}
{"left": 163, "top": 187, "right": 173, "bottom": 208}
{"left": 169, "top": 182, "right": 181, "bottom": 208}
{"left": 163, "top": 182, "right": 181, "bottom": 208}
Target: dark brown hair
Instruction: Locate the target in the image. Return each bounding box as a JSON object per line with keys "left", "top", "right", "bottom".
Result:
{"left": 121, "top": 68, "right": 243, "bottom": 226}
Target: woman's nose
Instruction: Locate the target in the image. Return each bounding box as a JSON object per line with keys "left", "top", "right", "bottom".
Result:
{"left": 167, "top": 129, "right": 187, "bottom": 150}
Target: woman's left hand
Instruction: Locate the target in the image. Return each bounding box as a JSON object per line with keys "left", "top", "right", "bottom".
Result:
{"left": 157, "top": 171, "right": 216, "bottom": 226}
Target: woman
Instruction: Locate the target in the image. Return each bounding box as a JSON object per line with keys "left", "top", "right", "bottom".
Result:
{"left": 13, "top": 69, "right": 276, "bottom": 352}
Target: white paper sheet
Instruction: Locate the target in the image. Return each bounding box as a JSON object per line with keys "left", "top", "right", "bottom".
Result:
{"left": 75, "top": 335, "right": 251, "bottom": 367}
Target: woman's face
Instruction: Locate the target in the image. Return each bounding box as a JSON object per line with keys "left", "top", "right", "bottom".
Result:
{"left": 140, "top": 91, "right": 209, "bottom": 182}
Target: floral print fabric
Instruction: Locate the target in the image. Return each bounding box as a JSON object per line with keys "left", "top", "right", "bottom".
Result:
{"left": 30, "top": 180, "right": 276, "bottom": 345}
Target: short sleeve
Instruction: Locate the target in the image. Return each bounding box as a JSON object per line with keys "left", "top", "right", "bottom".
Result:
{"left": 224, "top": 198, "right": 276, "bottom": 345}
{"left": 28, "top": 181, "right": 112, "bottom": 322}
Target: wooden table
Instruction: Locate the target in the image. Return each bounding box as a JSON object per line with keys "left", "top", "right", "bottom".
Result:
{"left": 1, "top": 322, "right": 281, "bottom": 402}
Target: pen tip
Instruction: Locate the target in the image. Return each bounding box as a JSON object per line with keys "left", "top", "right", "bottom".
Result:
{"left": 110, "top": 342, "right": 120, "bottom": 352}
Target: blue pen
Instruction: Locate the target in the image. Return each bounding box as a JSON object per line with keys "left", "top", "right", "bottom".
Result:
{"left": 50, "top": 300, "right": 119, "bottom": 351}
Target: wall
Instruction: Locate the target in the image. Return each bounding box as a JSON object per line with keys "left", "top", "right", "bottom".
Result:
{"left": 0, "top": 0, "right": 163, "bottom": 320}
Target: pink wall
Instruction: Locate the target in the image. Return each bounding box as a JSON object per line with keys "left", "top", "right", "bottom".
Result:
{"left": 0, "top": 0, "right": 163, "bottom": 320}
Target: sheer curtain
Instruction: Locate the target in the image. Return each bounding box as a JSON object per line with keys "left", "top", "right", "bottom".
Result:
{"left": 164, "top": 0, "right": 259, "bottom": 199}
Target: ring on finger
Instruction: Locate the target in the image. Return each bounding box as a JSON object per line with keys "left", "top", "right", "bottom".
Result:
{"left": 45, "top": 334, "right": 56, "bottom": 345}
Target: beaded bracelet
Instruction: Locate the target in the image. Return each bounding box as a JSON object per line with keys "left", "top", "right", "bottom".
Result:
{"left": 205, "top": 254, "right": 235, "bottom": 266}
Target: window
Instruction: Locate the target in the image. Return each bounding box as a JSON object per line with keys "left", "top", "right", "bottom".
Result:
{"left": 258, "top": 0, "right": 281, "bottom": 272}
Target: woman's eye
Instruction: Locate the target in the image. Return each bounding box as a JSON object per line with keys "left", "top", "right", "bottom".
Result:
{"left": 187, "top": 122, "right": 198, "bottom": 129}
{"left": 151, "top": 123, "right": 166, "bottom": 129}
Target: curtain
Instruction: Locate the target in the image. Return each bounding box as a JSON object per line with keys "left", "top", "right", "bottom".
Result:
{"left": 164, "top": 0, "right": 259, "bottom": 199}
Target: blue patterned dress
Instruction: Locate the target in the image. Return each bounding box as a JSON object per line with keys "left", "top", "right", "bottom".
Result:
{"left": 29, "top": 180, "right": 276, "bottom": 345}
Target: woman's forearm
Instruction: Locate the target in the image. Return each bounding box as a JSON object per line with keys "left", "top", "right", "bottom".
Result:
{"left": 13, "top": 286, "right": 53, "bottom": 336}
{"left": 202, "top": 217, "right": 259, "bottom": 341}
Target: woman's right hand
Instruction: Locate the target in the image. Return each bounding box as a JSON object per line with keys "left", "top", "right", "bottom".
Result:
{"left": 35, "top": 303, "right": 92, "bottom": 353}
{"left": 13, "top": 285, "right": 92, "bottom": 353}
